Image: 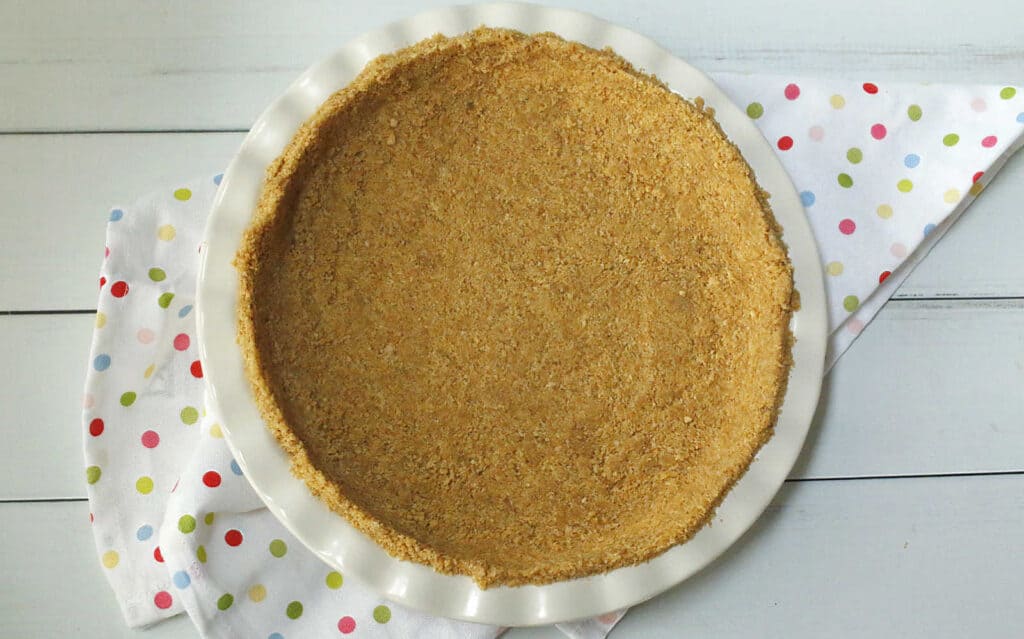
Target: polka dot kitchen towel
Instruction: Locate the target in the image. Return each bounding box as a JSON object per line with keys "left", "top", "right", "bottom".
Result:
{"left": 83, "top": 77, "right": 1023, "bottom": 639}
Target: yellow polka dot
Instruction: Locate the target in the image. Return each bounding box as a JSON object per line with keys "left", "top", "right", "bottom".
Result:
{"left": 136, "top": 476, "right": 154, "bottom": 495}
{"left": 102, "top": 550, "right": 119, "bottom": 569}
{"left": 249, "top": 584, "right": 267, "bottom": 603}
{"left": 829, "top": 94, "right": 845, "bottom": 109}
{"left": 897, "top": 179, "right": 913, "bottom": 193}
{"left": 173, "top": 188, "right": 192, "bottom": 201}
{"left": 144, "top": 363, "right": 156, "bottom": 379}
{"left": 876, "top": 204, "right": 893, "bottom": 219}
{"left": 158, "top": 224, "right": 176, "bottom": 241}
{"left": 95, "top": 312, "right": 107, "bottom": 328}
{"left": 943, "top": 188, "right": 960, "bottom": 204}
{"left": 969, "top": 181, "right": 985, "bottom": 196}
{"left": 209, "top": 423, "right": 223, "bottom": 438}
{"left": 826, "top": 261, "right": 844, "bottom": 276}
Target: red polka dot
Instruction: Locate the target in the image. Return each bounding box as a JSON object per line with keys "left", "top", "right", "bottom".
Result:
{"left": 154, "top": 591, "right": 173, "bottom": 609}
{"left": 203, "top": 471, "right": 222, "bottom": 488}
{"left": 89, "top": 418, "right": 104, "bottom": 437}
{"left": 90, "top": 512, "right": 94, "bottom": 523}
{"left": 982, "top": 135, "right": 997, "bottom": 148}
{"left": 141, "top": 430, "right": 160, "bottom": 448}
{"left": 224, "top": 529, "right": 243, "bottom": 547}
{"left": 338, "top": 616, "right": 356, "bottom": 634}
{"left": 776, "top": 136, "right": 794, "bottom": 151}
{"left": 870, "top": 123, "right": 887, "bottom": 140}
{"left": 973, "top": 171, "right": 985, "bottom": 183}
{"left": 173, "top": 333, "right": 191, "bottom": 351}
{"left": 863, "top": 82, "right": 879, "bottom": 94}
{"left": 99, "top": 277, "right": 107, "bottom": 289}
{"left": 190, "top": 360, "right": 203, "bottom": 378}
{"left": 784, "top": 83, "right": 800, "bottom": 100}
{"left": 153, "top": 546, "right": 164, "bottom": 563}
{"left": 879, "top": 270, "right": 892, "bottom": 283}
{"left": 110, "top": 281, "right": 129, "bottom": 298}
{"left": 104, "top": 246, "right": 110, "bottom": 259}
{"left": 839, "top": 219, "right": 856, "bottom": 235}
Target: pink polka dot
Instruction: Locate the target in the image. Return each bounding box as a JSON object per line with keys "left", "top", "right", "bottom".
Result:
{"left": 784, "top": 83, "right": 800, "bottom": 100}
{"left": 890, "top": 242, "right": 908, "bottom": 258}
{"left": 173, "top": 333, "right": 191, "bottom": 351}
{"left": 982, "top": 135, "right": 997, "bottom": 148}
{"left": 154, "top": 591, "right": 173, "bottom": 609}
{"left": 338, "top": 616, "right": 357, "bottom": 634}
{"left": 971, "top": 98, "right": 987, "bottom": 112}
{"left": 870, "top": 123, "right": 887, "bottom": 140}
{"left": 137, "top": 328, "right": 155, "bottom": 344}
{"left": 808, "top": 125, "right": 825, "bottom": 141}
{"left": 82, "top": 394, "right": 95, "bottom": 409}
{"left": 104, "top": 246, "right": 110, "bottom": 259}
{"left": 846, "top": 318, "right": 865, "bottom": 335}
{"left": 598, "top": 612, "right": 621, "bottom": 625}
{"left": 838, "top": 219, "right": 856, "bottom": 235}
{"left": 141, "top": 430, "right": 160, "bottom": 448}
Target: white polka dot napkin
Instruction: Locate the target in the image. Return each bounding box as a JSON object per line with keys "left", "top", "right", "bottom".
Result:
{"left": 83, "top": 77, "right": 1023, "bottom": 638}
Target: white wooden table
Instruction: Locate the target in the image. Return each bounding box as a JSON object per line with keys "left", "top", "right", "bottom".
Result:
{"left": 2, "top": 1, "right": 1022, "bottom": 637}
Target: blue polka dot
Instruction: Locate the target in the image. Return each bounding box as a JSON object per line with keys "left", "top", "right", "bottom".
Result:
{"left": 924, "top": 223, "right": 936, "bottom": 237}
{"left": 178, "top": 305, "right": 193, "bottom": 318}
{"left": 230, "top": 459, "right": 243, "bottom": 476}
{"left": 109, "top": 209, "right": 124, "bottom": 222}
{"left": 213, "top": 174, "right": 223, "bottom": 185}
{"left": 269, "top": 634, "right": 284, "bottom": 639}
{"left": 136, "top": 524, "right": 153, "bottom": 541}
{"left": 173, "top": 571, "right": 191, "bottom": 589}
{"left": 1017, "top": 112, "right": 1024, "bottom": 124}
{"left": 904, "top": 154, "right": 920, "bottom": 169}
{"left": 799, "top": 191, "right": 815, "bottom": 207}
{"left": 93, "top": 354, "right": 111, "bottom": 371}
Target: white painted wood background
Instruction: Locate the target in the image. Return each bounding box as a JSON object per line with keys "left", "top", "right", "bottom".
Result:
{"left": 1, "top": 1, "right": 1021, "bottom": 637}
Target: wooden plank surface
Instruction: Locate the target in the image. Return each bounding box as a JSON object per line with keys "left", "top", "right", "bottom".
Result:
{"left": 1, "top": 134, "right": 1022, "bottom": 311}
{"left": 2, "top": 0, "right": 1021, "bottom": 132}
{"left": 6, "top": 298, "right": 1023, "bottom": 500}
{"left": 6, "top": 474, "right": 1022, "bottom": 638}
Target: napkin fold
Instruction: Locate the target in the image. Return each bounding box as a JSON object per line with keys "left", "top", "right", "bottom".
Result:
{"left": 83, "top": 75, "right": 1023, "bottom": 638}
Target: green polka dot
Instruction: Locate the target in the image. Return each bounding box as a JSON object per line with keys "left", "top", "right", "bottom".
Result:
{"left": 846, "top": 147, "right": 863, "bottom": 164}
{"left": 148, "top": 268, "right": 166, "bottom": 282}
{"left": 86, "top": 465, "right": 101, "bottom": 484}
{"left": 373, "top": 605, "right": 392, "bottom": 624}
{"left": 269, "top": 539, "right": 288, "bottom": 558}
{"left": 843, "top": 295, "right": 860, "bottom": 312}
{"left": 325, "top": 571, "right": 343, "bottom": 589}
{"left": 897, "top": 179, "right": 914, "bottom": 193}
{"left": 837, "top": 173, "right": 853, "bottom": 188}
{"left": 286, "top": 601, "right": 303, "bottom": 620}
{"left": 158, "top": 292, "right": 175, "bottom": 309}
{"left": 745, "top": 102, "right": 764, "bottom": 119}
{"left": 180, "top": 406, "right": 199, "bottom": 425}
{"left": 907, "top": 104, "right": 922, "bottom": 121}
{"left": 204, "top": 512, "right": 215, "bottom": 525}
{"left": 120, "top": 391, "right": 137, "bottom": 407}
{"left": 197, "top": 545, "right": 207, "bottom": 563}
{"left": 217, "top": 594, "right": 234, "bottom": 611}
{"left": 174, "top": 188, "right": 193, "bottom": 201}
{"left": 1000, "top": 87, "right": 1017, "bottom": 100}
{"left": 942, "top": 133, "right": 960, "bottom": 146}
{"left": 178, "top": 514, "right": 197, "bottom": 534}
{"left": 136, "top": 476, "right": 154, "bottom": 494}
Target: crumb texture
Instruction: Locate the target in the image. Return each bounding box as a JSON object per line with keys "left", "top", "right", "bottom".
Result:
{"left": 236, "top": 27, "right": 793, "bottom": 587}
